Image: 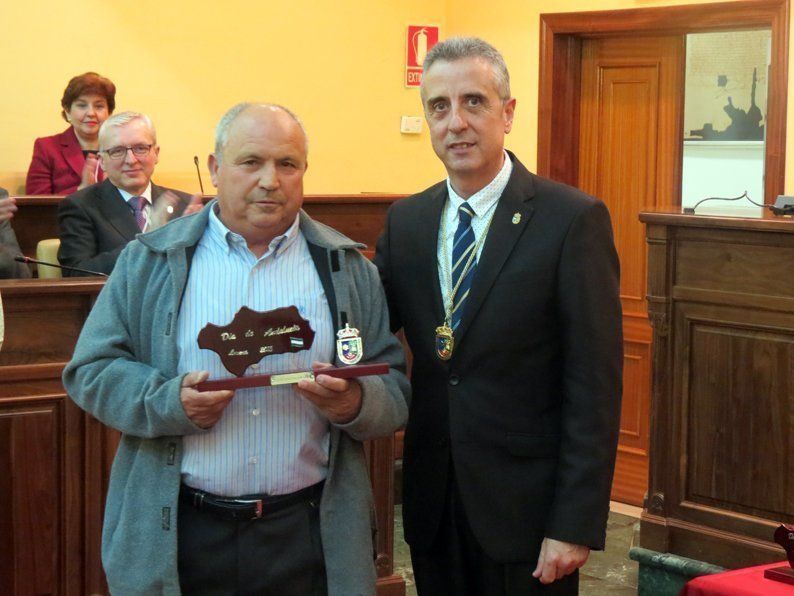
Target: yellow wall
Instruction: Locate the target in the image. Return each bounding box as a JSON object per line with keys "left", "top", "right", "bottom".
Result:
{"left": 0, "top": 1, "right": 447, "bottom": 194}
{"left": 447, "top": 0, "right": 794, "bottom": 193}
{"left": 2, "top": 1, "right": 790, "bottom": 195}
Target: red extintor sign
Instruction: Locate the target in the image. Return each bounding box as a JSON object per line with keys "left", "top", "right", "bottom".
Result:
{"left": 406, "top": 25, "right": 439, "bottom": 88}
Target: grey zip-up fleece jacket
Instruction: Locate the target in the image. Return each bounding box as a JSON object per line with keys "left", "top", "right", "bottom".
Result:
{"left": 63, "top": 201, "right": 410, "bottom": 595}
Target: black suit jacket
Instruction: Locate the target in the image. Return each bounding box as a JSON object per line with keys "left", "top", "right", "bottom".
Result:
{"left": 374, "top": 153, "right": 623, "bottom": 562}
{"left": 57, "top": 178, "right": 190, "bottom": 276}
{"left": 0, "top": 220, "right": 31, "bottom": 279}
{"left": 0, "top": 187, "right": 30, "bottom": 279}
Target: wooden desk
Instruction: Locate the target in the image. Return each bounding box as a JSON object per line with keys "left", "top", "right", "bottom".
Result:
{"left": 0, "top": 278, "right": 107, "bottom": 594}
{"left": 11, "top": 194, "right": 403, "bottom": 260}
{"left": 639, "top": 209, "right": 794, "bottom": 569}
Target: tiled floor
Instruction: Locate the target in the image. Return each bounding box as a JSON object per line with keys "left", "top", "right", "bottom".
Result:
{"left": 392, "top": 505, "right": 639, "bottom": 595}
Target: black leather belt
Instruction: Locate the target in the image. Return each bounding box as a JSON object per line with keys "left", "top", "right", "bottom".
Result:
{"left": 180, "top": 481, "right": 323, "bottom": 521}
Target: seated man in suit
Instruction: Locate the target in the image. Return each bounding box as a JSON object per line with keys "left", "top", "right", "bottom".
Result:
{"left": 57, "top": 111, "right": 199, "bottom": 276}
{"left": 0, "top": 188, "right": 31, "bottom": 279}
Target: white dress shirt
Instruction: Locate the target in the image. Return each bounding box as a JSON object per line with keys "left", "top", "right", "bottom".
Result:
{"left": 437, "top": 151, "right": 513, "bottom": 308}
{"left": 177, "top": 205, "right": 334, "bottom": 497}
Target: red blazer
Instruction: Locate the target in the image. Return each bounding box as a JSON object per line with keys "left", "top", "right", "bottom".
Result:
{"left": 25, "top": 127, "right": 104, "bottom": 195}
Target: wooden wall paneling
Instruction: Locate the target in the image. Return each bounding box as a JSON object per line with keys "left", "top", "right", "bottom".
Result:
{"left": 537, "top": 27, "right": 581, "bottom": 186}
{"left": 366, "top": 435, "right": 403, "bottom": 592}
{"left": 612, "top": 317, "right": 652, "bottom": 505}
{"left": 83, "top": 417, "right": 117, "bottom": 595}
{"left": 685, "top": 316, "right": 792, "bottom": 518}
{"left": 0, "top": 279, "right": 103, "bottom": 595}
{"left": 675, "top": 234, "right": 794, "bottom": 296}
{"left": 0, "top": 414, "right": 13, "bottom": 593}
{"left": 0, "top": 400, "right": 61, "bottom": 595}
{"left": 579, "top": 36, "right": 683, "bottom": 312}
{"left": 302, "top": 195, "right": 402, "bottom": 258}
{"left": 765, "top": 0, "right": 790, "bottom": 205}
{"left": 0, "top": 291, "right": 92, "bottom": 365}
{"left": 11, "top": 194, "right": 405, "bottom": 261}
{"left": 663, "top": 519, "right": 788, "bottom": 568}
{"left": 63, "top": 388, "right": 87, "bottom": 595}
{"left": 667, "top": 302, "right": 794, "bottom": 566}
{"left": 578, "top": 34, "right": 683, "bottom": 505}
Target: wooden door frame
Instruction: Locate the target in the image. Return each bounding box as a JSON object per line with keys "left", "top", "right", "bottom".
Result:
{"left": 538, "top": 0, "right": 789, "bottom": 205}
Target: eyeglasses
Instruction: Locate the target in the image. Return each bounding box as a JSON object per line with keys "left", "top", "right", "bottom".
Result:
{"left": 102, "top": 144, "right": 153, "bottom": 160}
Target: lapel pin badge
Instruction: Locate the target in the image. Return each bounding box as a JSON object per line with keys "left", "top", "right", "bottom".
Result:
{"left": 512, "top": 212, "right": 521, "bottom": 224}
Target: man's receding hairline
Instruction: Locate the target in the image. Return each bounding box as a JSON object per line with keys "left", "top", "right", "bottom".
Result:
{"left": 420, "top": 56, "right": 508, "bottom": 102}
{"left": 214, "top": 102, "right": 308, "bottom": 162}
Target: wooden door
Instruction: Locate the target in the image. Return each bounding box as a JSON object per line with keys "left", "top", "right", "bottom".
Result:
{"left": 578, "top": 35, "right": 684, "bottom": 505}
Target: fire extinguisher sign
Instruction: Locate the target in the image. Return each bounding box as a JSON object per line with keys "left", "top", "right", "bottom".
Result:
{"left": 406, "top": 25, "right": 439, "bottom": 88}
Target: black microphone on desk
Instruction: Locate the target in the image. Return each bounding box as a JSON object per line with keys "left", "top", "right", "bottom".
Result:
{"left": 14, "top": 256, "right": 108, "bottom": 278}
{"left": 193, "top": 156, "right": 205, "bottom": 195}
{"left": 771, "top": 195, "right": 794, "bottom": 216}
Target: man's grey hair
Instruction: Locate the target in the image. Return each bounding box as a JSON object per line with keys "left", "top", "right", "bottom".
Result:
{"left": 422, "top": 37, "right": 511, "bottom": 101}
{"left": 214, "top": 102, "right": 308, "bottom": 163}
{"left": 98, "top": 111, "right": 157, "bottom": 148}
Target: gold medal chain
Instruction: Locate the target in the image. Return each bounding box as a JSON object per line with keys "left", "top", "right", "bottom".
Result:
{"left": 438, "top": 203, "right": 497, "bottom": 326}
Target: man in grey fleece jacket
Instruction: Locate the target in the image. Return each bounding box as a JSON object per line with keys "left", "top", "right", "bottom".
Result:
{"left": 63, "top": 103, "right": 410, "bottom": 595}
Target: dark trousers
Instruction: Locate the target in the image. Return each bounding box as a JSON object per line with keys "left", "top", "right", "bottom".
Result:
{"left": 177, "top": 488, "right": 327, "bottom": 596}
{"left": 410, "top": 472, "right": 578, "bottom": 596}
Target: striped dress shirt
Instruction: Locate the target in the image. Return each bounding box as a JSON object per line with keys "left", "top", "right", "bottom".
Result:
{"left": 437, "top": 150, "right": 513, "bottom": 308}
{"left": 177, "top": 205, "right": 334, "bottom": 497}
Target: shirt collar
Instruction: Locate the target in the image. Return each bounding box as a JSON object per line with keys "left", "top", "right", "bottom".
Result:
{"left": 116, "top": 182, "right": 153, "bottom": 205}
{"left": 445, "top": 150, "right": 513, "bottom": 217}
{"left": 208, "top": 203, "right": 301, "bottom": 259}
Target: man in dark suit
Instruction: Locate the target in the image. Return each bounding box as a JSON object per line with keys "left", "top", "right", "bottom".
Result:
{"left": 374, "top": 38, "right": 623, "bottom": 595}
{"left": 57, "top": 111, "right": 199, "bottom": 276}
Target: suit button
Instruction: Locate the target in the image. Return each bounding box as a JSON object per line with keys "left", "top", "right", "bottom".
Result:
{"left": 449, "top": 374, "right": 460, "bottom": 386}
{"left": 437, "top": 437, "right": 448, "bottom": 447}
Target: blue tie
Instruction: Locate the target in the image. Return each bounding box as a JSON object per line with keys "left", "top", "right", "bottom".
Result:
{"left": 128, "top": 196, "right": 146, "bottom": 231}
{"left": 451, "top": 202, "right": 477, "bottom": 331}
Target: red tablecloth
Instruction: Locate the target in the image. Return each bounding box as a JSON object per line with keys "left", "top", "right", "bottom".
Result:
{"left": 682, "top": 562, "right": 794, "bottom": 595}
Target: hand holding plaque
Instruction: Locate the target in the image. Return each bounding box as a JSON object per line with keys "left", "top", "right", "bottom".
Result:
{"left": 195, "top": 306, "right": 388, "bottom": 391}
{"left": 180, "top": 370, "right": 235, "bottom": 429}
{"left": 295, "top": 361, "right": 363, "bottom": 424}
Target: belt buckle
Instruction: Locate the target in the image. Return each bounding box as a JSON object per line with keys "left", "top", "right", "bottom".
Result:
{"left": 235, "top": 498, "right": 263, "bottom": 519}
